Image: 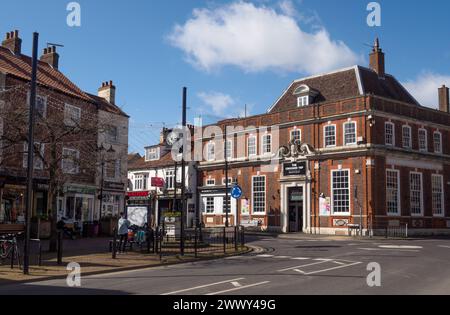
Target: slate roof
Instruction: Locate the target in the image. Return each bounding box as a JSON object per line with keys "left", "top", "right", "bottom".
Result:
{"left": 268, "top": 65, "right": 419, "bottom": 113}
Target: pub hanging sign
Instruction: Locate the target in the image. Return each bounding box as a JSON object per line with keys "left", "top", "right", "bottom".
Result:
{"left": 283, "top": 161, "right": 307, "bottom": 177}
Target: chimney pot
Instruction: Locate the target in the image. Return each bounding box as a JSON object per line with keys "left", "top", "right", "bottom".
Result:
{"left": 438, "top": 85, "right": 449, "bottom": 113}
{"left": 2, "top": 30, "right": 22, "bottom": 55}
{"left": 98, "top": 80, "right": 116, "bottom": 105}
{"left": 369, "top": 37, "right": 385, "bottom": 78}
{"left": 40, "top": 45, "right": 59, "bottom": 69}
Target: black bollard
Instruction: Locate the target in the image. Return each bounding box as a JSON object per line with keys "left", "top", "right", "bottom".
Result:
{"left": 112, "top": 228, "right": 117, "bottom": 259}
{"left": 57, "top": 231, "right": 63, "bottom": 265}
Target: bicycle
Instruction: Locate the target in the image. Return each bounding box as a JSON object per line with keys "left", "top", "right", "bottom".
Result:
{"left": 0, "top": 232, "right": 23, "bottom": 269}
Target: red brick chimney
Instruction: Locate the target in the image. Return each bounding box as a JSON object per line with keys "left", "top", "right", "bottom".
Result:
{"left": 1, "top": 30, "right": 22, "bottom": 55}
{"left": 438, "top": 85, "right": 449, "bottom": 113}
{"left": 40, "top": 46, "right": 60, "bottom": 69}
{"left": 369, "top": 37, "right": 385, "bottom": 78}
{"left": 98, "top": 81, "right": 116, "bottom": 105}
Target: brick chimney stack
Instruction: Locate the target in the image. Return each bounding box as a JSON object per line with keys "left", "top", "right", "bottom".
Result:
{"left": 1, "top": 30, "right": 22, "bottom": 55}
{"left": 98, "top": 81, "right": 116, "bottom": 105}
{"left": 369, "top": 37, "right": 385, "bottom": 78}
{"left": 40, "top": 46, "right": 60, "bottom": 69}
{"left": 438, "top": 85, "right": 449, "bottom": 113}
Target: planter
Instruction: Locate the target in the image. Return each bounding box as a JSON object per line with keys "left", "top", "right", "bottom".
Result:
{"left": 31, "top": 218, "right": 51, "bottom": 239}
{"left": 100, "top": 217, "right": 118, "bottom": 236}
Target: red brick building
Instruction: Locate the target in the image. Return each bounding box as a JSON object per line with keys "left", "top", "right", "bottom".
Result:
{"left": 197, "top": 40, "right": 450, "bottom": 236}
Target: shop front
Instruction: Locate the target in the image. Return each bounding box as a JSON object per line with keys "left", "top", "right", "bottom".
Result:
{"left": 100, "top": 181, "right": 126, "bottom": 219}
{"left": 58, "top": 184, "right": 96, "bottom": 231}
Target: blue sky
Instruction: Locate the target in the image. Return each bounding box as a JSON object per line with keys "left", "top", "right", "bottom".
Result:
{"left": 1, "top": 0, "right": 449, "bottom": 153}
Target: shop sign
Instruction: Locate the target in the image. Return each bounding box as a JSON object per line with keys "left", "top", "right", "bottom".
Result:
{"left": 104, "top": 181, "right": 125, "bottom": 191}
{"left": 151, "top": 177, "right": 165, "bottom": 188}
{"left": 283, "top": 161, "right": 307, "bottom": 177}
{"left": 64, "top": 186, "right": 96, "bottom": 195}
{"left": 127, "top": 191, "right": 151, "bottom": 200}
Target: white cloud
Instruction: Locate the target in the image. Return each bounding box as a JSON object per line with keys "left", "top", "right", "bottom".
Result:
{"left": 168, "top": 1, "right": 361, "bottom": 75}
{"left": 197, "top": 91, "right": 236, "bottom": 117}
{"left": 403, "top": 72, "right": 450, "bottom": 108}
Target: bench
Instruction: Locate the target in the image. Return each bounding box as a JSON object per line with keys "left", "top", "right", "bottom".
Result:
{"left": 0, "top": 224, "right": 25, "bottom": 235}
{"left": 109, "top": 240, "right": 137, "bottom": 252}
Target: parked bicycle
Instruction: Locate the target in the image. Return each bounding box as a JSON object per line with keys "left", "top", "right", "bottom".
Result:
{"left": 0, "top": 232, "right": 23, "bottom": 269}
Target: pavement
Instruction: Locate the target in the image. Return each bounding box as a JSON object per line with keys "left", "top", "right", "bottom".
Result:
{"left": 1, "top": 234, "right": 450, "bottom": 295}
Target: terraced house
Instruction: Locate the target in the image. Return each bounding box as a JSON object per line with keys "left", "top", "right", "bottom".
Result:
{"left": 0, "top": 30, "right": 129, "bottom": 235}
{"left": 198, "top": 39, "right": 450, "bottom": 236}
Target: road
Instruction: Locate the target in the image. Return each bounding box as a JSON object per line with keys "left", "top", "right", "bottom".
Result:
{"left": 1, "top": 235, "right": 450, "bottom": 295}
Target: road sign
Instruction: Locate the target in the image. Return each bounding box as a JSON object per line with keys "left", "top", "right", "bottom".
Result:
{"left": 231, "top": 185, "right": 243, "bottom": 199}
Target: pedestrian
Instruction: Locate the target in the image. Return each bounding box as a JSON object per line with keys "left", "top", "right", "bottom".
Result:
{"left": 118, "top": 212, "right": 131, "bottom": 253}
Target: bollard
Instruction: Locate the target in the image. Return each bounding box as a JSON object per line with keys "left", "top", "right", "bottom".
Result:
{"left": 234, "top": 226, "right": 238, "bottom": 251}
{"left": 38, "top": 241, "right": 42, "bottom": 266}
{"left": 57, "top": 231, "right": 63, "bottom": 265}
{"left": 223, "top": 227, "right": 226, "bottom": 254}
{"left": 194, "top": 228, "right": 198, "bottom": 258}
{"left": 112, "top": 228, "right": 117, "bottom": 259}
{"left": 11, "top": 243, "right": 15, "bottom": 269}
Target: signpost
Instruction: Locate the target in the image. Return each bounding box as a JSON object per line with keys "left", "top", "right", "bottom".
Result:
{"left": 231, "top": 185, "right": 243, "bottom": 199}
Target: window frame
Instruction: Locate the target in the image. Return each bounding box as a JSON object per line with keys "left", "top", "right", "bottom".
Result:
{"left": 252, "top": 175, "right": 266, "bottom": 214}
{"left": 165, "top": 169, "right": 175, "bottom": 189}
{"left": 146, "top": 147, "right": 160, "bottom": 161}
{"left": 224, "top": 139, "right": 233, "bottom": 160}
{"left": 402, "top": 125, "right": 412, "bottom": 149}
{"left": 290, "top": 128, "right": 302, "bottom": 143}
{"left": 385, "top": 122, "right": 395, "bottom": 146}
{"left": 418, "top": 128, "right": 428, "bottom": 152}
{"left": 261, "top": 133, "right": 272, "bottom": 155}
{"left": 205, "top": 197, "right": 215, "bottom": 214}
{"left": 331, "top": 169, "right": 351, "bottom": 216}
{"left": 324, "top": 124, "right": 337, "bottom": 148}
{"left": 431, "top": 174, "right": 445, "bottom": 217}
{"left": 386, "top": 169, "right": 401, "bottom": 216}
{"left": 343, "top": 121, "right": 357, "bottom": 146}
{"left": 205, "top": 178, "right": 216, "bottom": 187}
{"left": 248, "top": 135, "right": 257, "bottom": 157}
{"left": 409, "top": 172, "right": 424, "bottom": 216}
{"left": 23, "top": 142, "right": 44, "bottom": 170}
{"left": 64, "top": 103, "right": 81, "bottom": 127}
{"left": 297, "top": 95, "right": 309, "bottom": 107}
{"left": 207, "top": 142, "right": 215, "bottom": 162}
{"left": 62, "top": 148, "right": 80, "bottom": 174}
{"left": 433, "top": 131, "right": 442, "bottom": 154}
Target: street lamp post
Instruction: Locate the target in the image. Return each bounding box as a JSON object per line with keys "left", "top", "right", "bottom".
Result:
{"left": 224, "top": 124, "right": 230, "bottom": 228}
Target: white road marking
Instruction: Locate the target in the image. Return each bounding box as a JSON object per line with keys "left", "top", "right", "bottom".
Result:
{"left": 161, "top": 278, "right": 245, "bottom": 295}
{"left": 293, "top": 269, "right": 305, "bottom": 274}
{"left": 358, "top": 248, "right": 420, "bottom": 252}
{"left": 302, "top": 262, "right": 362, "bottom": 275}
{"left": 291, "top": 257, "right": 310, "bottom": 260}
{"left": 274, "top": 256, "right": 292, "bottom": 259}
{"left": 231, "top": 281, "right": 242, "bottom": 288}
{"left": 314, "top": 258, "right": 333, "bottom": 261}
{"left": 206, "top": 281, "right": 270, "bottom": 296}
{"left": 278, "top": 261, "right": 329, "bottom": 272}
{"left": 256, "top": 254, "right": 274, "bottom": 258}
{"left": 379, "top": 245, "right": 423, "bottom": 250}
{"left": 438, "top": 245, "right": 450, "bottom": 249}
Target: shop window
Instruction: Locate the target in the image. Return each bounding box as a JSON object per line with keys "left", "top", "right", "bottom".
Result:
{"left": 223, "top": 197, "right": 231, "bottom": 213}
{"left": 205, "top": 197, "right": 215, "bottom": 214}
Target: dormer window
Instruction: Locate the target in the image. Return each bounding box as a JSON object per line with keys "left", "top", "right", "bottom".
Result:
{"left": 293, "top": 84, "right": 318, "bottom": 107}
{"left": 145, "top": 147, "right": 160, "bottom": 161}
{"left": 297, "top": 95, "right": 309, "bottom": 107}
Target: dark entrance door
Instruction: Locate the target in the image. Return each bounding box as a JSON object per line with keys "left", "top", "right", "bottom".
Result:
{"left": 288, "top": 187, "right": 304, "bottom": 232}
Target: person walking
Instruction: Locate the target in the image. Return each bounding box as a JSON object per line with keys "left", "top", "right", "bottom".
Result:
{"left": 118, "top": 212, "right": 131, "bottom": 253}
